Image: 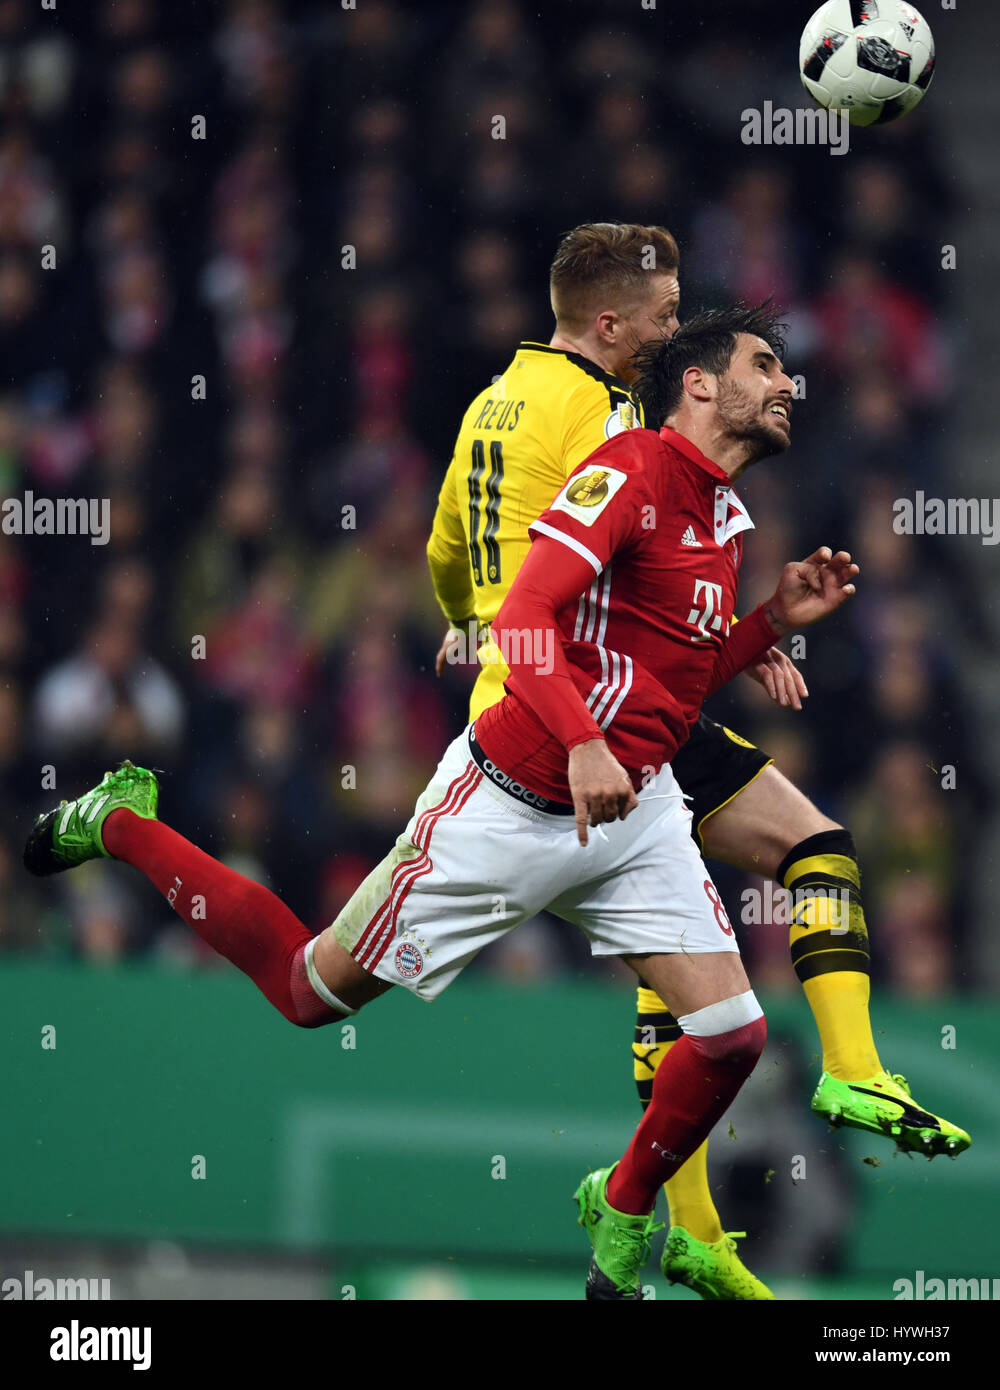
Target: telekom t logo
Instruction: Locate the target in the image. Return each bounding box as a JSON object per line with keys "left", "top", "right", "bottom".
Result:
{"left": 687, "top": 579, "right": 725, "bottom": 642}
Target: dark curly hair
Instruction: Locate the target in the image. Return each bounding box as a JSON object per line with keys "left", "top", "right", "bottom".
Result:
{"left": 631, "top": 301, "right": 789, "bottom": 428}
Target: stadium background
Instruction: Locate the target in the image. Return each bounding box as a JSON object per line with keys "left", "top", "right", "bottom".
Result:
{"left": 1, "top": 0, "right": 998, "bottom": 1300}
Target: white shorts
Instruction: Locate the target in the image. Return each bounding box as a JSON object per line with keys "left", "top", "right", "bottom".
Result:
{"left": 331, "top": 726, "right": 740, "bottom": 1000}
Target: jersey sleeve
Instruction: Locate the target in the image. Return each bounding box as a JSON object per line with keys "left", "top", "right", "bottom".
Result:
{"left": 426, "top": 454, "right": 476, "bottom": 624}
{"left": 492, "top": 538, "right": 607, "bottom": 751}
{"left": 561, "top": 381, "right": 641, "bottom": 475}
{"left": 705, "top": 605, "right": 776, "bottom": 695}
{"left": 527, "top": 442, "right": 656, "bottom": 578}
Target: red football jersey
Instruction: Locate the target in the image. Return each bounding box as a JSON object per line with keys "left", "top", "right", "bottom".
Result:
{"left": 474, "top": 425, "right": 776, "bottom": 798}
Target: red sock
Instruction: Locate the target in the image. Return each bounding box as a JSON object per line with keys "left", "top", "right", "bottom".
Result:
{"left": 102, "top": 808, "right": 339, "bottom": 1028}
{"left": 606, "top": 1016, "right": 767, "bottom": 1215}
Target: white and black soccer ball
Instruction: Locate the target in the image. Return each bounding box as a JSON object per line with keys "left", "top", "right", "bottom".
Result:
{"left": 799, "top": 1, "right": 935, "bottom": 126}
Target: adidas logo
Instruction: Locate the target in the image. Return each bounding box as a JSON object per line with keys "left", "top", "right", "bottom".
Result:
{"left": 681, "top": 526, "right": 701, "bottom": 547}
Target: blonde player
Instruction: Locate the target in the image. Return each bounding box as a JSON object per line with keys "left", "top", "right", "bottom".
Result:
{"left": 425, "top": 223, "right": 969, "bottom": 1299}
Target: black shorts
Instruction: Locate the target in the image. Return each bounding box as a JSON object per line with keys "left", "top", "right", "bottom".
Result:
{"left": 671, "top": 713, "right": 772, "bottom": 849}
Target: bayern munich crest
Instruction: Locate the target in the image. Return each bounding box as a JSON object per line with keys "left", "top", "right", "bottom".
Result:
{"left": 394, "top": 941, "right": 424, "bottom": 978}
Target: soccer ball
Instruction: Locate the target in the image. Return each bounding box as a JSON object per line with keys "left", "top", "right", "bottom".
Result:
{"left": 799, "top": 1, "right": 935, "bottom": 126}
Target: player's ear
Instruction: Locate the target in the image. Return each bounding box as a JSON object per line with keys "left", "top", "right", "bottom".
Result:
{"left": 682, "top": 364, "right": 713, "bottom": 402}
{"left": 594, "top": 308, "right": 618, "bottom": 343}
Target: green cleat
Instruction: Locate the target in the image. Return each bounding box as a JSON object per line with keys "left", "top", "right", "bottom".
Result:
{"left": 574, "top": 1164, "right": 664, "bottom": 1301}
{"left": 661, "top": 1226, "right": 775, "bottom": 1300}
{"left": 811, "top": 1070, "right": 971, "bottom": 1159}
{"left": 23, "top": 760, "right": 159, "bottom": 877}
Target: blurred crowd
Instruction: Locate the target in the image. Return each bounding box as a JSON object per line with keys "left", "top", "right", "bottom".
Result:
{"left": 0, "top": 0, "right": 984, "bottom": 995}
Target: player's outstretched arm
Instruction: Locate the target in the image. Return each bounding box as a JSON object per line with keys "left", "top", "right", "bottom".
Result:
{"left": 763, "top": 547, "right": 859, "bottom": 635}
{"left": 707, "top": 548, "right": 858, "bottom": 698}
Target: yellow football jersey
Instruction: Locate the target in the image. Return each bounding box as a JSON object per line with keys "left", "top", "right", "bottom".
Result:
{"left": 427, "top": 341, "right": 643, "bottom": 719}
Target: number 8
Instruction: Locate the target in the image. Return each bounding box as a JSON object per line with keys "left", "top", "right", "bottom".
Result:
{"left": 703, "top": 879, "right": 733, "bottom": 935}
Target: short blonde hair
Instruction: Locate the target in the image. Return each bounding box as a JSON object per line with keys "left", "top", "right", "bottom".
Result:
{"left": 549, "top": 222, "right": 679, "bottom": 332}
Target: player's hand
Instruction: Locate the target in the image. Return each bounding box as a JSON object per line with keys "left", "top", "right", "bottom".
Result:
{"left": 765, "top": 548, "right": 859, "bottom": 635}
{"left": 435, "top": 626, "right": 463, "bottom": 677}
{"left": 568, "top": 738, "right": 639, "bottom": 847}
{"left": 745, "top": 646, "right": 809, "bottom": 709}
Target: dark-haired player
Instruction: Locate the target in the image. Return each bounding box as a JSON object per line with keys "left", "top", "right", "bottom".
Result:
{"left": 426, "top": 224, "right": 970, "bottom": 1298}
{"left": 27, "top": 305, "right": 867, "bottom": 1302}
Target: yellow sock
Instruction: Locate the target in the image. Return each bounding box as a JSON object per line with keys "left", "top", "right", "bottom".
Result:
{"left": 663, "top": 1134, "right": 722, "bottom": 1244}
{"left": 633, "top": 985, "right": 725, "bottom": 1244}
{"left": 778, "top": 831, "right": 883, "bottom": 1081}
{"left": 803, "top": 972, "right": 881, "bottom": 1080}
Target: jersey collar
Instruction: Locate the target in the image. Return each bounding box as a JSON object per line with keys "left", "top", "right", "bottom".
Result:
{"left": 658, "top": 426, "right": 731, "bottom": 485}
{"left": 659, "top": 426, "right": 754, "bottom": 546}
{"left": 517, "top": 342, "right": 634, "bottom": 394}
